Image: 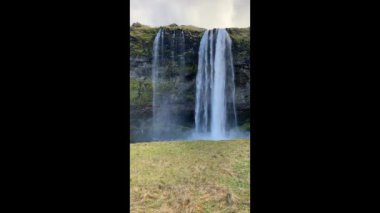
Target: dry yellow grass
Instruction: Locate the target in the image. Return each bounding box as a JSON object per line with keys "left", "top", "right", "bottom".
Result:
{"left": 130, "top": 139, "right": 250, "bottom": 213}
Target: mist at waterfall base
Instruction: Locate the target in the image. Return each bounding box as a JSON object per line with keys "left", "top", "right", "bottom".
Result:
{"left": 148, "top": 28, "right": 249, "bottom": 142}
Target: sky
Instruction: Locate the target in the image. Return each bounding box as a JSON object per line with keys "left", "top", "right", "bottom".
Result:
{"left": 130, "top": 0, "right": 250, "bottom": 29}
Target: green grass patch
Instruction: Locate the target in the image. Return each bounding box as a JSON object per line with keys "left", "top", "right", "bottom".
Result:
{"left": 130, "top": 139, "right": 250, "bottom": 212}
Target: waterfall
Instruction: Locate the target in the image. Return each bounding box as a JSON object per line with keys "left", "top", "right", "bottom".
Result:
{"left": 171, "top": 31, "right": 176, "bottom": 61}
{"left": 151, "top": 28, "right": 187, "bottom": 141}
{"left": 152, "top": 29, "right": 162, "bottom": 139}
{"left": 194, "top": 28, "right": 238, "bottom": 140}
{"left": 179, "top": 31, "right": 186, "bottom": 68}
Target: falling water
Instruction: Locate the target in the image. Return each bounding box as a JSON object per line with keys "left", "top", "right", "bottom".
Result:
{"left": 152, "top": 29, "right": 162, "bottom": 139}
{"left": 152, "top": 28, "right": 187, "bottom": 141}
{"left": 178, "top": 31, "right": 186, "bottom": 67}
{"left": 171, "top": 31, "right": 176, "bottom": 61}
{"left": 194, "top": 29, "right": 238, "bottom": 140}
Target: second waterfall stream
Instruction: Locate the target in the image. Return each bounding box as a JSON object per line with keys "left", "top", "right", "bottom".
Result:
{"left": 194, "top": 28, "right": 238, "bottom": 140}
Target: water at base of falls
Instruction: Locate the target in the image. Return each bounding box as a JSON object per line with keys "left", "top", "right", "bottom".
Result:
{"left": 189, "top": 129, "right": 250, "bottom": 141}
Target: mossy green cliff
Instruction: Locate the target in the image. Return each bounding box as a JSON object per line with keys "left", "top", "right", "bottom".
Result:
{"left": 130, "top": 23, "right": 250, "bottom": 141}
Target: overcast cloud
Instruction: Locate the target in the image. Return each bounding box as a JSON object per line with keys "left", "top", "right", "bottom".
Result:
{"left": 130, "top": 0, "right": 250, "bottom": 29}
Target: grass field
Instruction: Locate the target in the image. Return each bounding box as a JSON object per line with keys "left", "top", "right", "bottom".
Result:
{"left": 130, "top": 139, "right": 250, "bottom": 213}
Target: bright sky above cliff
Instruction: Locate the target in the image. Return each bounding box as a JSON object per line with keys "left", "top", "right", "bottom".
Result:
{"left": 130, "top": 0, "right": 250, "bottom": 29}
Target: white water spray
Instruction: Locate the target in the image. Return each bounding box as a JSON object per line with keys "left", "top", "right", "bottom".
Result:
{"left": 151, "top": 29, "right": 188, "bottom": 141}
{"left": 152, "top": 29, "right": 162, "bottom": 139}
{"left": 194, "top": 29, "right": 239, "bottom": 140}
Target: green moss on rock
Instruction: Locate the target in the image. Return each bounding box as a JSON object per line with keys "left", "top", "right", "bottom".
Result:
{"left": 130, "top": 24, "right": 159, "bottom": 57}
{"left": 130, "top": 79, "right": 153, "bottom": 105}
{"left": 130, "top": 23, "right": 205, "bottom": 58}
{"left": 227, "top": 28, "right": 250, "bottom": 63}
{"left": 227, "top": 27, "right": 250, "bottom": 44}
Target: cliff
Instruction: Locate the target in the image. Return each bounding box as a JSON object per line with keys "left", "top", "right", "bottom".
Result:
{"left": 130, "top": 23, "right": 250, "bottom": 141}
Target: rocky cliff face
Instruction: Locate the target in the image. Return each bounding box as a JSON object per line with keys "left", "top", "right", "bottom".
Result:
{"left": 130, "top": 23, "right": 250, "bottom": 141}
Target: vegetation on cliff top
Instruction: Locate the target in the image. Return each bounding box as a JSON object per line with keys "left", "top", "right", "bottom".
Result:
{"left": 130, "top": 23, "right": 158, "bottom": 57}
{"left": 162, "top": 24, "right": 206, "bottom": 32}
{"left": 130, "top": 23, "right": 207, "bottom": 57}
{"left": 227, "top": 28, "right": 250, "bottom": 64}
{"left": 227, "top": 28, "right": 250, "bottom": 44}
{"left": 130, "top": 23, "right": 250, "bottom": 58}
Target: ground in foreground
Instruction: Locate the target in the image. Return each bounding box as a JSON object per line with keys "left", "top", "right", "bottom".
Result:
{"left": 130, "top": 139, "right": 250, "bottom": 212}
